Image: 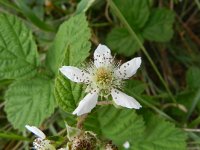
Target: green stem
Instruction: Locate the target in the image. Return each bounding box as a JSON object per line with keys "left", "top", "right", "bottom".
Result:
{"left": 49, "top": 124, "right": 57, "bottom": 136}
{"left": 108, "top": 0, "right": 176, "bottom": 103}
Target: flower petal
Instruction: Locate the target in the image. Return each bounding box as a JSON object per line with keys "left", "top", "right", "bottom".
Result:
{"left": 72, "top": 90, "right": 98, "bottom": 116}
{"left": 115, "top": 57, "right": 141, "bottom": 79}
{"left": 111, "top": 89, "right": 142, "bottom": 109}
{"left": 123, "top": 141, "right": 130, "bottom": 149}
{"left": 25, "top": 125, "right": 46, "bottom": 139}
{"left": 59, "top": 66, "right": 90, "bottom": 83}
{"left": 94, "top": 44, "right": 113, "bottom": 67}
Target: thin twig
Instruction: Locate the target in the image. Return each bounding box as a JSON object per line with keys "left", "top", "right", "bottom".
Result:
{"left": 97, "top": 101, "right": 113, "bottom": 105}
{"left": 183, "top": 128, "right": 200, "bottom": 133}
{"left": 77, "top": 114, "right": 88, "bottom": 129}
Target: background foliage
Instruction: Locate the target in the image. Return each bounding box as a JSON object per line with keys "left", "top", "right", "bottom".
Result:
{"left": 0, "top": 0, "right": 200, "bottom": 149}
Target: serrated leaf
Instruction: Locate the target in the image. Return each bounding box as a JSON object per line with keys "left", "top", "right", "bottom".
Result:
{"left": 133, "top": 116, "right": 187, "bottom": 150}
{"left": 55, "top": 73, "right": 86, "bottom": 112}
{"left": 75, "top": 0, "right": 95, "bottom": 14}
{"left": 125, "top": 80, "right": 147, "bottom": 95}
{"left": 106, "top": 27, "right": 143, "bottom": 57}
{"left": 142, "top": 8, "right": 175, "bottom": 42}
{"left": 84, "top": 106, "right": 145, "bottom": 148}
{"left": 53, "top": 14, "right": 91, "bottom": 112}
{"left": 5, "top": 76, "right": 55, "bottom": 131}
{"left": 0, "top": 13, "right": 39, "bottom": 79}
{"left": 113, "top": 0, "right": 150, "bottom": 30}
{"left": 186, "top": 66, "right": 200, "bottom": 89}
{"left": 46, "top": 13, "right": 91, "bottom": 74}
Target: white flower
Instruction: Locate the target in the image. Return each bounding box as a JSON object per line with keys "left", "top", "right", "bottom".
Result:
{"left": 25, "top": 125, "right": 55, "bottom": 150}
{"left": 60, "top": 44, "right": 142, "bottom": 116}
{"left": 123, "top": 141, "right": 130, "bottom": 149}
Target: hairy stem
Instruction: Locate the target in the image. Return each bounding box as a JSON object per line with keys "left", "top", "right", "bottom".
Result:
{"left": 77, "top": 114, "right": 88, "bottom": 129}
{"left": 97, "top": 101, "right": 113, "bottom": 105}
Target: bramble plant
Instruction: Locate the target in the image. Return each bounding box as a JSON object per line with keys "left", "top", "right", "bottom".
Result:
{"left": 1, "top": 0, "right": 200, "bottom": 149}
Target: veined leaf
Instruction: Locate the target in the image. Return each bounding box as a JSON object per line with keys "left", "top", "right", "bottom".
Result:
{"left": 125, "top": 80, "right": 147, "bottom": 95}
{"left": 107, "top": 0, "right": 149, "bottom": 57}
{"left": 133, "top": 116, "right": 187, "bottom": 150}
{"left": 53, "top": 14, "right": 91, "bottom": 112}
{"left": 55, "top": 73, "right": 86, "bottom": 113}
{"left": 5, "top": 76, "right": 55, "bottom": 131}
{"left": 113, "top": 0, "right": 150, "bottom": 30}
{"left": 46, "top": 13, "right": 91, "bottom": 74}
{"left": 84, "top": 106, "right": 145, "bottom": 148}
{"left": 0, "top": 13, "right": 39, "bottom": 79}
{"left": 142, "top": 8, "right": 175, "bottom": 42}
{"left": 106, "top": 27, "right": 143, "bottom": 56}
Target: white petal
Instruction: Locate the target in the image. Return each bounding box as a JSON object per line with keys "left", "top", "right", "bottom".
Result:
{"left": 123, "top": 141, "right": 130, "bottom": 149}
{"left": 72, "top": 90, "right": 98, "bottom": 116}
{"left": 115, "top": 57, "right": 141, "bottom": 79}
{"left": 111, "top": 89, "right": 141, "bottom": 109}
{"left": 94, "top": 44, "right": 113, "bottom": 68}
{"left": 59, "top": 66, "right": 90, "bottom": 83}
{"left": 25, "top": 125, "right": 46, "bottom": 139}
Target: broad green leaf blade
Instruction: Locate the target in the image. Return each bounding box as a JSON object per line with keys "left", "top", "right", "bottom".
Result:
{"left": 84, "top": 106, "right": 145, "bottom": 148}
{"left": 53, "top": 14, "right": 91, "bottom": 112}
{"left": 133, "top": 116, "right": 187, "bottom": 150}
{"left": 75, "top": 0, "right": 95, "bottom": 14}
{"left": 142, "top": 8, "right": 175, "bottom": 42}
{"left": 5, "top": 76, "right": 55, "bottom": 131}
{"left": 125, "top": 80, "right": 147, "bottom": 95}
{"left": 107, "top": 0, "right": 148, "bottom": 56}
{"left": 0, "top": 13, "right": 39, "bottom": 80}
{"left": 185, "top": 67, "right": 200, "bottom": 119}
{"left": 46, "top": 13, "right": 91, "bottom": 74}
{"left": 113, "top": 0, "right": 150, "bottom": 30}
{"left": 186, "top": 66, "right": 200, "bottom": 89}
{"left": 106, "top": 27, "right": 143, "bottom": 56}
{"left": 125, "top": 81, "right": 176, "bottom": 122}
{"left": 55, "top": 73, "right": 86, "bottom": 112}
{"left": 0, "top": 131, "right": 29, "bottom": 141}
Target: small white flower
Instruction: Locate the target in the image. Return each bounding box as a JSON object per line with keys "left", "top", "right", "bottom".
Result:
{"left": 58, "top": 148, "right": 67, "bottom": 150}
{"left": 123, "top": 141, "right": 130, "bottom": 149}
{"left": 25, "top": 125, "right": 55, "bottom": 150}
{"left": 60, "top": 44, "right": 142, "bottom": 116}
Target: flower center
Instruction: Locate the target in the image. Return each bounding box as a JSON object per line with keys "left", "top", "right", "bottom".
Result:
{"left": 94, "top": 67, "right": 113, "bottom": 89}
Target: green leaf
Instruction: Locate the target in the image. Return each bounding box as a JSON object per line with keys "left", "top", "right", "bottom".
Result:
{"left": 0, "top": 13, "right": 39, "bottom": 80}
{"left": 106, "top": 27, "right": 143, "bottom": 56}
{"left": 125, "top": 80, "right": 147, "bottom": 95}
{"left": 53, "top": 14, "right": 91, "bottom": 112}
{"left": 0, "top": 131, "right": 29, "bottom": 141}
{"left": 142, "top": 8, "right": 175, "bottom": 42}
{"left": 186, "top": 66, "right": 200, "bottom": 89}
{"left": 84, "top": 106, "right": 145, "bottom": 148}
{"left": 55, "top": 73, "right": 86, "bottom": 113}
{"left": 4, "top": 76, "right": 55, "bottom": 131}
{"left": 75, "top": 0, "right": 95, "bottom": 14}
{"left": 46, "top": 13, "right": 91, "bottom": 74}
{"left": 113, "top": 0, "right": 150, "bottom": 30}
{"left": 133, "top": 116, "right": 187, "bottom": 150}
